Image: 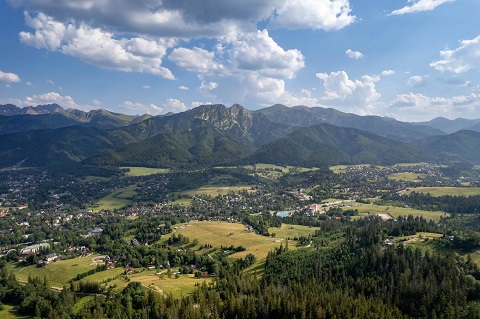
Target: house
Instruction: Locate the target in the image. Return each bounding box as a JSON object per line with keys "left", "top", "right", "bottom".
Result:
{"left": 20, "top": 243, "right": 50, "bottom": 255}
{"left": 46, "top": 253, "right": 57, "bottom": 262}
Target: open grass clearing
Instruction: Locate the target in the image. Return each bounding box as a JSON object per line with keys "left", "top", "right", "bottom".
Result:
{"left": 110, "top": 271, "right": 211, "bottom": 297}
{"left": 0, "top": 304, "right": 29, "bottom": 319}
{"left": 391, "top": 162, "right": 429, "bottom": 167}
{"left": 11, "top": 255, "right": 102, "bottom": 289}
{"left": 90, "top": 185, "right": 138, "bottom": 211}
{"left": 79, "top": 267, "right": 124, "bottom": 284}
{"left": 121, "top": 167, "right": 169, "bottom": 176}
{"left": 73, "top": 296, "right": 95, "bottom": 314}
{"left": 180, "top": 186, "right": 255, "bottom": 197}
{"left": 404, "top": 237, "right": 480, "bottom": 266}
{"left": 401, "top": 187, "right": 480, "bottom": 197}
{"left": 354, "top": 203, "right": 448, "bottom": 222}
{"left": 161, "top": 221, "right": 317, "bottom": 271}
{"left": 329, "top": 164, "right": 371, "bottom": 174}
{"left": 388, "top": 172, "right": 426, "bottom": 182}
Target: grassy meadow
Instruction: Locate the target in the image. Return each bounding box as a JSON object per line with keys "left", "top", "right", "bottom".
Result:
{"left": 121, "top": 167, "right": 169, "bottom": 176}
{"left": 11, "top": 255, "right": 103, "bottom": 289}
{"left": 162, "top": 221, "right": 317, "bottom": 266}
{"left": 401, "top": 187, "right": 480, "bottom": 197}
{"left": 354, "top": 203, "right": 448, "bottom": 222}
{"left": 90, "top": 185, "right": 138, "bottom": 211}
{"left": 388, "top": 172, "right": 426, "bottom": 182}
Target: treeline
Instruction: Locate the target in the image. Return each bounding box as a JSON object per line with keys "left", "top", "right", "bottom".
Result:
{"left": 382, "top": 192, "right": 480, "bottom": 215}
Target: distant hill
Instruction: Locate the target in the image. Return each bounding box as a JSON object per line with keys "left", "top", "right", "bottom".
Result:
{"left": 0, "top": 105, "right": 147, "bottom": 134}
{"left": 0, "top": 126, "right": 131, "bottom": 167}
{"left": 256, "top": 104, "right": 445, "bottom": 142}
{"left": 117, "top": 104, "right": 294, "bottom": 147}
{"left": 420, "top": 130, "right": 480, "bottom": 163}
{"left": 249, "top": 123, "right": 429, "bottom": 167}
{"left": 89, "top": 125, "right": 254, "bottom": 168}
{"left": 413, "top": 117, "right": 480, "bottom": 134}
{"left": 2, "top": 102, "right": 480, "bottom": 169}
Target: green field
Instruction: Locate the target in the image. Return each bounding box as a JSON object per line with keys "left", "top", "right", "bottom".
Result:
{"left": 162, "top": 221, "right": 317, "bottom": 265}
{"left": 180, "top": 186, "right": 255, "bottom": 197}
{"left": 108, "top": 271, "right": 211, "bottom": 297}
{"left": 391, "top": 163, "right": 428, "bottom": 167}
{"left": 405, "top": 237, "right": 480, "bottom": 266}
{"left": 11, "top": 255, "right": 103, "bottom": 289}
{"left": 91, "top": 185, "right": 138, "bottom": 211}
{"left": 0, "top": 304, "right": 29, "bottom": 319}
{"left": 121, "top": 167, "right": 169, "bottom": 176}
{"left": 355, "top": 203, "right": 448, "bottom": 222}
{"left": 329, "top": 164, "right": 371, "bottom": 174}
{"left": 401, "top": 187, "right": 480, "bottom": 197}
{"left": 388, "top": 172, "right": 426, "bottom": 182}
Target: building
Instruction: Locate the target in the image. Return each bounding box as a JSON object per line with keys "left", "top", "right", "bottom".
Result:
{"left": 20, "top": 243, "right": 50, "bottom": 255}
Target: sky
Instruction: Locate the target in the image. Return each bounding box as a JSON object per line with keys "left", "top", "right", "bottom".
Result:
{"left": 1, "top": 0, "right": 480, "bottom": 122}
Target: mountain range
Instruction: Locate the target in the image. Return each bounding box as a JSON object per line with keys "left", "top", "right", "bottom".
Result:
{"left": 0, "top": 103, "right": 479, "bottom": 169}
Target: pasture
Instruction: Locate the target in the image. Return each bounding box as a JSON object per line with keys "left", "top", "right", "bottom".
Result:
{"left": 110, "top": 271, "right": 211, "bottom": 297}
{"left": 11, "top": 255, "right": 103, "bottom": 289}
{"left": 121, "top": 167, "right": 169, "bottom": 176}
{"left": 401, "top": 187, "right": 480, "bottom": 197}
{"left": 91, "top": 185, "right": 138, "bottom": 211}
{"left": 0, "top": 304, "right": 28, "bottom": 319}
{"left": 388, "top": 172, "right": 426, "bottom": 182}
{"left": 354, "top": 203, "right": 447, "bottom": 222}
{"left": 180, "top": 186, "right": 255, "bottom": 197}
{"left": 162, "top": 221, "right": 317, "bottom": 263}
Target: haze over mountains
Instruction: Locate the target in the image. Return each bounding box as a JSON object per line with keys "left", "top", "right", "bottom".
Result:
{"left": 0, "top": 103, "right": 479, "bottom": 169}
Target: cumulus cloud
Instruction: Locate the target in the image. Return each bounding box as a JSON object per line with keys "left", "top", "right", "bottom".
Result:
{"left": 0, "top": 70, "right": 21, "bottom": 83}
{"left": 162, "top": 98, "right": 188, "bottom": 113}
{"left": 200, "top": 82, "right": 218, "bottom": 93}
{"left": 120, "top": 101, "right": 163, "bottom": 115}
{"left": 407, "top": 75, "right": 429, "bottom": 87}
{"left": 20, "top": 12, "right": 175, "bottom": 79}
{"left": 381, "top": 70, "right": 395, "bottom": 76}
{"left": 430, "top": 35, "right": 480, "bottom": 74}
{"left": 143, "top": 85, "right": 151, "bottom": 89}
{"left": 346, "top": 49, "right": 363, "bottom": 59}
{"left": 21, "top": 92, "right": 91, "bottom": 110}
{"left": 16, "top": 0, "right": 354, "bottom": 40}
{"left": 388, "top": 92, "right": 480, "bottom": 120}
{"left": 230, "top": 30, "right": 304, "bottom": 79}
{"left": 179, "top": 86, "right": 189, "bottom": 90}
{"left": 438, "top": 76, "right": 470, "bottom": 86}
{"left": 390, "top": 0, "right": 455, "bottom": 15}
{"left": 169, "top": 47, "right": 224, "bottom": 74}
{"left": 271, "top": 0, "right": 355, "bottom": 31}
{"left": 316, "top": 71, "right": 380, "bottom": 105}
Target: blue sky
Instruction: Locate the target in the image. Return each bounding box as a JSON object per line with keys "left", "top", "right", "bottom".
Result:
{"left": 1, "top": 0, "right": 480, "bottom": 121}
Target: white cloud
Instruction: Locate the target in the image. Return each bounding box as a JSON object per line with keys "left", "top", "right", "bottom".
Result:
{"left": 407, "top": 75, "right": 429, "bottom": 87}
{"left": 271, "top": 0, "right": 355, "bottom": 31}
{"left": 390, "top": 0, "right": 455, "bottom": 15}
{"left": 5, "top": 84, "right": 12, "bottom": 88}
{"left": 388, "top": 92, "right": 480, "bottom": 121}
{"left": 169, "top": 47, "right": 224, "bottom": 74}
{"left": 143, "top": 85, "right": 151, "bottom": 89}
{"left": 162, "top": 98, "right": 188, "bottom": 113}
{"left": 200, "top": 82, "right": 218, "bottom": 93}
{"left": 179, "top": 86, "right": 189, "bottom": 90}
{"left": 430, "top": 35, "right": 480, "bottom": 74}
{"left": 191, "top": 101, "right": 213, "bottom": 108}
{"left": 346, "top": 49, "right": 363, "bottom": 59}
{"left": 230, "top": 30, "right": 304, "bottom": 79}
{"left": 316, "top": 71, "right": 380, "bottom": 105}
{"left": 47, "top": 79, "right": 55, "bottom": 85}
{"left": 26, "top": 81, "right": 33, "bottom": 86}
{"left": 438, "top": 76, "right": 470, "bottom": 86}
{"left": 22, "top": 92, "right": 91, "bottom": 110}
{"left": 20, "top": 12, "right": 176, "bottom": 79}
{"left": 121, "top": 101, "right": 163, "bottom": 115}
{"left": 381, "top": 70, "right": 395, "bottom": 76}
{"left": 92, "top": 99, "right": 102, "bottom": 106}
{"left": 0, "top": 70, "right": 21, "bottom": 83}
